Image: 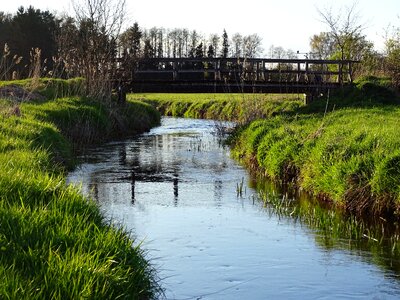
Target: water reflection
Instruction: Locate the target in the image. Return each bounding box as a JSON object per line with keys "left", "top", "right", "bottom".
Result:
{"left": 252, "top": 176, "right": 400, "bottom": 280}
{"left": 68, "top": 117, "right": 400, "bottom": 300}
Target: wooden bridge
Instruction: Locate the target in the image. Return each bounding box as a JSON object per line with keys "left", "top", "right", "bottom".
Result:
{"left": 120, "top": 57, "right": 357, "bottom": 96}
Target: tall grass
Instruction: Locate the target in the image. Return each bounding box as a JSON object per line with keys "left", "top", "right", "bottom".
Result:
{"left": 231, "top": 79, "right": 400, "bottom": 217}
{"left": 0, "top": 80, "right": 161, "bottom": 299}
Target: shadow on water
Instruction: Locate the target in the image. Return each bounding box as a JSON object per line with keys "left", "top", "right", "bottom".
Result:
{"left": 251, "top": 175, "right": 400, "bottom": 280}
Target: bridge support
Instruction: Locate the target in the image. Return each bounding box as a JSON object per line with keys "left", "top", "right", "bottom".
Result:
{"left": 304, "top": 93, "right": 314, "bottom": 105}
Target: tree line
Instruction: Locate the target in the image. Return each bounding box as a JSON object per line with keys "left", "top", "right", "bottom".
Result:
{"left": 120, "top": 25, "right": 263, "bottom": 59}
{"left": 0, "top": 1, "right": 399, "bottom": 93}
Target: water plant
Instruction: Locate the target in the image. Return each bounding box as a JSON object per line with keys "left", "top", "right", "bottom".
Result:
{"left": 236, "top": 177, "right": 245, "bottom": 197}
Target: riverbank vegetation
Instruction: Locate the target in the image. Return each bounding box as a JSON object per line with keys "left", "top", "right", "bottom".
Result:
{"left": 231, "top": 77, "right": 400, "bottom": 217}
{"left": 0, "top": 78, "right": 161, "bottom": 298}
{"left": 128, "top": 93, "right": 304, "bottom": 123}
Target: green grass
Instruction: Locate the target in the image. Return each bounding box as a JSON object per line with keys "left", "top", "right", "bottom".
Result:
{"left": 0, "top": 81, "right": 161, "bottom": 299}
{"left": 128, "top": 93, "right": 305, "bottom": 123}
{"left": 231, "top": 82, "right": 400, "bottom": 216}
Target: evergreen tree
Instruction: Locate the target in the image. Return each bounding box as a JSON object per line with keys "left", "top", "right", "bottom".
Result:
{"left": 1, "top": 6, "right": 58, "bottom": 78}
{"left": 195, "top": 43, "right": 204, "bottom": 58}
{"left": 143, "top": 39, "right": 154, "bottom": 59}
{"left": 207, "top": 44, "right": 215, "bottom": 58}
{"left": 130, "top": 22, "right": 142, "bottom": 58}
{"left": 194, "top": 43, "right": 204, "bottom": 69}
{"left": 221, "top": 29, "right": 229, "bottom": 58}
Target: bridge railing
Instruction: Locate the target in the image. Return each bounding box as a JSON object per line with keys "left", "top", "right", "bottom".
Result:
{"left": 131, "top": 57, "right": 357, "bottom": 85}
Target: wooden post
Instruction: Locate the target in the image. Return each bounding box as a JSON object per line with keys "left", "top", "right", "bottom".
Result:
{"left": 305, "top": 62, "right": 309, "bottom": 83}
{"left": 261, "top": 60, "right": 265, "bottom": 81}
{"left": 215, "top": 59, "right": 221, "bottom": 81}
{"left": 256, "top": 61, "right": 260, "bottom": 81}
{"left": 173, "top": 61, "right": 178, "bottom": 81}
{"left": 348, "top": 61, "right": 353, "bottom": 83}
{"left": 297, "top": 63, "right": 301, "bottom": 82}
{"left": 304, "top": 93, "right": 313, "bottom": 105}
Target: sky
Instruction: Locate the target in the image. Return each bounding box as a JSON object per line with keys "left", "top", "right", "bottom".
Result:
{"left": 2, "top": 0, "right": 399, "bottom": 54}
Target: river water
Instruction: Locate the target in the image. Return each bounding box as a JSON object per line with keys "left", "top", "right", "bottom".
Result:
{"left": 67, "top": 117, "right": 400, "bottom": 299}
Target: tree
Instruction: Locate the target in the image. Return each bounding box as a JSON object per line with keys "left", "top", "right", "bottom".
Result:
{"left": 385, "top": 25, "right": 400, "bottom": 87}
{"left": 207, "top": 44, "right": 215, "bottom": 58}
{"left": 56, "top": 16, "right": 80, "bottom": 77}
{"left": 269, "top": 45, "right": 285, "bottom": 59}
{"left": 195, "top": 43, "right": 204, "bottom": 58}
{"left": 70, "top": 0, "right": 127, "bottom": 100}
{"left": 190, "top": 30, "right": 200, "bottom": 55}
{"left": 317, "top": 2, "right": 365, "bottom": 61}
{"left": 243, "top": 34, "right": 262, "bottom": 58}
{"left": 120, "top": 22, "right": 142, "bottom": 58}
{"left": 221, "top": 29, "right": 229, "bottom": 58}
{"left": 317, "top": 2, "right": 374, "bottom": 82}
{"left": 209, "top": 33, "right": 219, "bottom": 58}
{"left": 309, "top": 32, "right": 336, "bottom": 59}
{"left": 231, "top": 33, "right": 243, "bottom": 57}
{"left": 0, "top": 6, "right": 59, "bottom": 78}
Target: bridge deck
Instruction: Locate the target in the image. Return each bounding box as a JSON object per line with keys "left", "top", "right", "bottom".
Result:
{"left": 120, "top": 57, "right": 357, "bottom": 94}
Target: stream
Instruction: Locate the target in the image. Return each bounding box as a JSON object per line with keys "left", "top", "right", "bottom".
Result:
{"left": 67, "top": 117, "right": 400, "bottom": 299}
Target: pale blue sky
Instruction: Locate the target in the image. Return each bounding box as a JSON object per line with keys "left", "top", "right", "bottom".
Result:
{"left": 2, "top": 0, "right": 399, "bottom": 53}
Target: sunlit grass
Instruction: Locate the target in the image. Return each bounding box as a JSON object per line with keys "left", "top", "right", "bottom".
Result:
{"left": 232, "top": 106, "right": 400, "bottom": 216}
{"left": 0, "top": 80, "right": 161, "bottom": 299}
{"left": 128, "top": 92, "right": 305, "bottom": 123}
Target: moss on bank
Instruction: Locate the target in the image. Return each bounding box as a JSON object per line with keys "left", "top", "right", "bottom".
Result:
{"left": 0, "top": 80, "right": 161, "bottom": 299}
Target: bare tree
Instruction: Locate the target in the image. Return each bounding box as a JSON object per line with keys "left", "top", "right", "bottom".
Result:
{"left": 243, "top": 34, "right": 263, "bottom": 58}
{"left": 208, "top": 34, "right": 219, "bottom": 58}
{"left": 72, "top": 0, "right": 126, "bottom": 37}
{"left": 269, "top": 45, "right": 285, "bottom": 59}
{"left": 231, "top": 33, "right": 243, "bottom": 57}
{"left": 69, "top": 0, "right": 126, "bottom": 100}
{"left": 317, "top": 1, "right": 365, "bottom": 61}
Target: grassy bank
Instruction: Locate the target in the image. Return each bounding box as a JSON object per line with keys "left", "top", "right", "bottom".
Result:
{"left": 231, "top": 77, "right": 400, "bottom": 217}
{"left": 0, "top": 79, "right": 161, "bottom": 298}
{"left": 128, "top": 93, "right": 304, "bottom": 123}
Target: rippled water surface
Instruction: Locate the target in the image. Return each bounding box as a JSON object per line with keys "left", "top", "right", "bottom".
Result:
{"left": 68, "top": 117, "right": 400, "bottom": 299}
